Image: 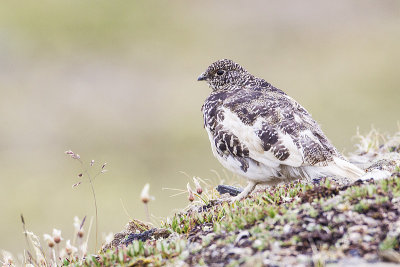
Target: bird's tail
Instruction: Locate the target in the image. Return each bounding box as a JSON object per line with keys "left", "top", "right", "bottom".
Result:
{"left": 332, "top": 157, "right": 365, "bottom": 180}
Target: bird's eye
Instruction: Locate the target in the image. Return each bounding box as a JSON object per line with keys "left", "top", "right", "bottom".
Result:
{"left": 216, "top": 70, "right": 225, "bottom": 76}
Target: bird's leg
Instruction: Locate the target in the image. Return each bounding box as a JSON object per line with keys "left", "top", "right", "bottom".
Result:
{"left": 229, "top": 181, "right": 257, "bottom": 203}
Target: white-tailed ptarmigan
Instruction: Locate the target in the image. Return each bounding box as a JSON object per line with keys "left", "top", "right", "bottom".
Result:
{"left": 198, "top": 59, "right": 365, "bottom": 202}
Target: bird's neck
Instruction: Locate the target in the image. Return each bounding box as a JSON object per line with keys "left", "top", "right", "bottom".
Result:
{"left": 237, "top": 74, "right": 262, "bottom": 87}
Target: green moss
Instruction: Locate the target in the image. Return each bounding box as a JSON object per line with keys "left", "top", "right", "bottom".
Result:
{"left": 353, "top": 200, "right": 370, "bottom": 213}
{"left": 379, "top": 236, "right": 399, "bottom": 251}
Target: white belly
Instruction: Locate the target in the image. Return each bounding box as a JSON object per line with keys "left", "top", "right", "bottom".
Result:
{"left": 206, "top": 127, "right": 283, "bottom": 183}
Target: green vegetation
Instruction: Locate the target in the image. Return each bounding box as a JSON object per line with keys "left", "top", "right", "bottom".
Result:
{"left": 52, "top": 174, "right": 400, "bottom": 266}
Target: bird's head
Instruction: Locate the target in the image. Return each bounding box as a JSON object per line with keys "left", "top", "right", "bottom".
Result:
{"left": 197, "top": 59, "right": 250, "bottom": 91}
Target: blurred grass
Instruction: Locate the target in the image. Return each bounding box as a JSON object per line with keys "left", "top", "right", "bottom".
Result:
{"left": 0, "top": 0, "right": 399, "bottom": 256}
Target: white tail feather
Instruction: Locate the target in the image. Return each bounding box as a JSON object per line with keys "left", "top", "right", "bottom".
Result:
{"left": 331, "top": 157, "right": 365, "bottom": 180}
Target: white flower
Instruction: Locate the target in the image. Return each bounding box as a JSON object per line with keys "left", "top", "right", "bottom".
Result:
{"left": 52, "top": 229, "right": 63, "bottom": 244}
{"left": 104, "top": 232, "right": 114, "bottom": 244}
{"left": 193, "top": 177, "right": 203, "bottom": 195}
{"left": 43, "top": 234, "right": 55, "bottom": 248}
{"left": 65, "top": 240, "right": 78, "bottom": 256}
{"left": 1, "top": 250, "right": 14, "bottom": 266}
{"left": 73, "top": 217, "right": 80, "bottom": 232}
{"left": 73, "top": 216, "right": 84, "bottom": 238}
{"left": 187, "top": 183, "right": 195, "bottom": 202}
{"left": 141, "top": 183, "right": 151, "bottom": 203}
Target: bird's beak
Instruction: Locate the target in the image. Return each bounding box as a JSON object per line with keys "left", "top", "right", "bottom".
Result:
{"left": 197, "top": 72, "right": 207, "bottom": 81}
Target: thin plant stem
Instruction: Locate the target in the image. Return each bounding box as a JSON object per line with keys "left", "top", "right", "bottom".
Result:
{"left": 51, "top": 248, "right": 56, "bottom": 265}
{"left": 195, "top": 193, "right": 208, "bottom": 204}
{"left": 120, "top": 198, "right": 133, "bottom": 221}
{"left": 83, "top": 217, "right": 94, "bottom": 258}
{"left": 86, "top": 172, "right": 98, "bottom": 251}
{"left": 144, "top": 203, "right": 150, "bottom": 222}
{"left": 20, "top": 214, "right": 34, "bottom": 258}
{"left": 78, "top": 160, "right": 98, "bottom": 251}
{"left": 56, "top": 243, "right": 60, "bottom": 264}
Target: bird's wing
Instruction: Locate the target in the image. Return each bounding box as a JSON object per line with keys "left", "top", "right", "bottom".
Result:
{"left": 217, "top": 89, "right": 341, "bottom": 169}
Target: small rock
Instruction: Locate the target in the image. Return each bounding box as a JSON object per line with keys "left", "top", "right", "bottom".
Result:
{"left": 202, "top": 225, "right": 213, "bottom": 232}
{"left": 348, "top": 249, "right": 361, "bottom": 257}
{"left": 364, "top": 252, "right": 379, "bottom": 261}
{"left": 379, "top": 249, "right": 400, "bottom": 263}
{"left": 253, "top": 239, "right": 263, "bottom": 248}
{"left": 234, "top": 230, "right": 250, "bottom": 246}
{"left": 271, "top": 241, "right": 281, "bottom": 251}
{"left": 363, "top": 235, "right": 374, "bottom": 242}
{"left": 227, "top": 247, "right": 252, "bottom": 256}
{"left": 210, "top": 249, "right": 220, "bottom": 259}
{"left": 297, "top": 254, "right": 311, "bottom": 264}
{"left": 283, "top": 224, "right": 291, "bottom": 234}
{"left": 349, "top": 232, "right": 362, "bottom": 243}
{"left": 363, "top": 217, "right": 378, "bottom": 227}
{"left": 348, "top": 225, "right": 368, "bottom": 233}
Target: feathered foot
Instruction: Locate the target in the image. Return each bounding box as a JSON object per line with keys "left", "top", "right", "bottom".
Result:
{"left": 229, "top": 181, "right": 257, "bottom": 203}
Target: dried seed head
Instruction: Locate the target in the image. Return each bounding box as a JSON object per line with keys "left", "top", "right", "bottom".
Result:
{"left": 72, "top": 182, "right": 81, "bottom": 188}
{"left": 193, "top": 177, "right": 203, "bottom": 195}
{"left": 187, "top": 183, "right": 195, "bottom": 202}
{"left": 90, "top": 160, "right": 94, "bottom": 166}
{"left": 65, "top": 150, "right": 80, "bottom": 160}
{"left": 141, "top": 183, "right": 150, "bottom": 204}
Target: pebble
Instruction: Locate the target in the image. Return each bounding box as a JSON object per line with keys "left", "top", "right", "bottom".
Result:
{"left": 202, "top": 225, "right": 213, "bottom": 232}
{"left": 363, "top": 235, "right": 374, "bottom": 242}
{"left": 348, "top": 225, "right": 368, "bottom": 233}
{"left": 349, "top": 232, "right": 362, "bottom": 243}
{"left": 336, "top": 203, "right": 349, "bottom": 211}
{"left": 297, "top": 254, "right": 311, "bottom": 264}
{"left": 234, "top": 230, "right": 250, "bottom": 246}
{"left": 283, "top": 224, "right": 291, "bottom": 234}
{"left": 253, "top": 239, "right": 263, "bottom": 248}
{"left": 363, "top": 216, "right": 378, "bottom": 227}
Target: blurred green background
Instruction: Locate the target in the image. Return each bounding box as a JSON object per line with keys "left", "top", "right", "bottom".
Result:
{"left": 0, "top": 0, "right": 399, "bottom": 256}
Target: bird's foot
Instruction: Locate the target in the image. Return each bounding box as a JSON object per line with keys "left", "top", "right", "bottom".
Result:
{"left": 229, "top": 193, "right": 247, "bottom": 203}
{"left": 214, "top": 182, "right": 257, "bottom": 204}
{"left": 216, "top": 185, "right": 243, "bottom": 196}
{"left": 228, "top": 181, "right": 257, "bottom": 203}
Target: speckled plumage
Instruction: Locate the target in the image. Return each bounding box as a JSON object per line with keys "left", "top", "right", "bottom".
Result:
{"left": 198, "top": 59, "right": 365, "bottom": 201}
